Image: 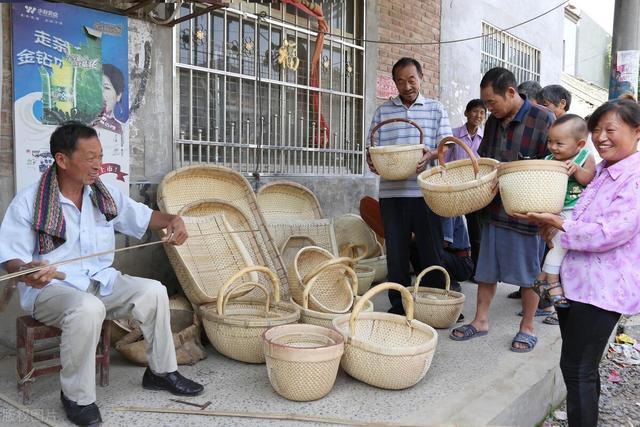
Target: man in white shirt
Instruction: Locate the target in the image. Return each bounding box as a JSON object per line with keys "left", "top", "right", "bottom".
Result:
{"left": 0, "top": 122, "right": 202, "bottom": 426}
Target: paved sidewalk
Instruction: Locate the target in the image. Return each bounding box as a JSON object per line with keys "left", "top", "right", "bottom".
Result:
{"left": 0, "top": 282, "right": 565, "bottom": 427}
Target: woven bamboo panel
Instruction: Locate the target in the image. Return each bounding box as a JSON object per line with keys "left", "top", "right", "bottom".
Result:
{"left": 157, "top": 165, "right": 289, "bottom": 300}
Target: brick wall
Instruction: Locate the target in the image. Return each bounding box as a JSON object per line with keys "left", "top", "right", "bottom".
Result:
{"left": 377, "top": 0, "right": 441, "bottom": 99}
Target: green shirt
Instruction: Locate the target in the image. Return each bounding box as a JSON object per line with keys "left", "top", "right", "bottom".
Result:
{"left": 545, "top": 148, "right": 590, "bottom": 209}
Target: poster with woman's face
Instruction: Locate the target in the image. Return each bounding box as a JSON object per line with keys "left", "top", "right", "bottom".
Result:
{"left": 12, "top": 0, "right": 129, "bottom": 195}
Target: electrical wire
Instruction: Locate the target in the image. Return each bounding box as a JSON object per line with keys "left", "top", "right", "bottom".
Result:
{"left": 257, "top": 0, "right": 569, "bottom": 46}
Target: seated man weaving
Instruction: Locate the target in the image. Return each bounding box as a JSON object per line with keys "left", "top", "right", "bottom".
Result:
{"left": 0, "top": 122, "right": 203, "bottom": 426}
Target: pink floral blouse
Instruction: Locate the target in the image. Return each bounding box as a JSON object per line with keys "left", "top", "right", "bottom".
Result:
{"left": 561, "top": 151, "right": 640, "bottom": 315}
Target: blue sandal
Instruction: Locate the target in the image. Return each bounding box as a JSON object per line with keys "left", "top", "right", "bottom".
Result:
{"left": 510, "top": 332, "right": 538, "bottom": 353}
{"left": 449, "top": 324, "right": 488, "bottom": 341}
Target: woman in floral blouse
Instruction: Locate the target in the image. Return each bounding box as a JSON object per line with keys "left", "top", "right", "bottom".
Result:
{"left": 520, "top": 99, "right": 640, "bottom": 427}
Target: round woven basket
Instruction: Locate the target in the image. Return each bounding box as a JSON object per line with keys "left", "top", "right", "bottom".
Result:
{"left": 256, "top": 181, "right": 323, "bottom": 223}
{"left": 497, "top": 160, "right": 568, "bottom": 215}
{"left": 332, "top": 283, "right": 438, "bottom": 390}
{"left": 201, "top": 266, "right": 300, "bottom": 364}
{"left": 334, "top": 214, "right": 379, "bottom": 259}
{"left": 262, "top": 324, "right": 344, "bottom": 401}
{"left": 418, "top": 136, "right": 499, "bottom": 217}
{"left": 355, "top": 265, "right": 375, "bottom": 296}
{"left": 292, "top": 263, "right": 374, "bottom": 328}
{"left": 357, "top": 242, "right": 387, "bottom": 282}
{"left": 405, "top": 266, "right": 465, "bottom": 329}
{"left": 288, "top": 247, "right": 354, "bottom": 313}
{"left": 368, "top": 118, "right": 425, "bottom": 181}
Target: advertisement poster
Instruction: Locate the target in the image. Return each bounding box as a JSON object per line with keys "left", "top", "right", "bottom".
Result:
{"left": 12, "top": 1, "right": 129, "bottom": 194}
{"left": 609, "top": 50, "right": 640, "bottom": 100}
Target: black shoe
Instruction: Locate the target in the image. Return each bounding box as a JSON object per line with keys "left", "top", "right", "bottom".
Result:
{"left": 457, "top": 313, "right": 465, "bottom": 322}
{"left": 60, "top": 391, "right": 102, "bottom": 426}
{"left": 142, "top": 367, "right": 204, "bottom": 396}
{"left": 507, "top": 290, "right": 522, "bottom": 299}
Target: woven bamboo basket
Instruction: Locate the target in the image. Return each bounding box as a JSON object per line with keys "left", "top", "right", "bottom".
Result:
{"left": 334, "top": 214, "right": 379, "bottom": 259}
{"left": 257, "top": 181, "right": 323, "bottom": 223}
{"left": 356, "top": 241, "right": 388, "bottom": 283}
{"left": 157, "top": 165, "right": 290, "bottom": 300}
{"left": 161, "top": 199, "right": 275, "bottom": 305}
{"left": 497, "top": 160, "right": 569, "bottom": 215}
{"left": 288, "top": 246, "right": 354, "bottom": 313}
{"left": 201, "top": 266, "right": 300, "bottom": 364}
{"left": 270, "top": 219, "right": 339, "bottom": 258}
{"left": 355, "top": 265, "right": 376, "bottom": 296}
{"left": 262, "top": 324, "right": 344, "bottom": 401}
{"left": 418, "top": 136, "right": 499, "bottom": 217}
{"left": 405, "top": 266, "right": 465, "bottom": 329}
{"left": 368, "top": 118, "right": 425, "bottom": 181}
{"left": 292, "top": 263, "right": 374, "bottom": 328}
{"left": 332, "top": 283, "right": 438, "bottom": 390}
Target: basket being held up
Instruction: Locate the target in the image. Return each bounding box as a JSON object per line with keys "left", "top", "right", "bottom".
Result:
{"left": 418, "top": 136, "right": 499, "bottom": 217}
{"left": 368, "top": 118, "right": 426, "bottom": 181}
{"left": 497, "top": 160, "right": 569, "bottom": 215}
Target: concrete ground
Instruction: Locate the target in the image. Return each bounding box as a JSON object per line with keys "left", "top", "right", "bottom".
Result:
{"left": 0, "top": 282, "right": 565, "bottom": 427}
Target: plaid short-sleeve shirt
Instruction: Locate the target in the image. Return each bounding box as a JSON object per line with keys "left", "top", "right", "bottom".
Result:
{"left": 478, "top": 96, "right": 554, "bottom": 235}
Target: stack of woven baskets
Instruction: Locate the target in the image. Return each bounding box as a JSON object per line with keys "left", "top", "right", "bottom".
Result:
{"left": 334, "top": 214, "right": 387, "bottom": 293}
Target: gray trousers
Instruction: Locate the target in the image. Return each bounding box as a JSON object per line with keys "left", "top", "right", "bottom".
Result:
{"left": 33, "top": 273, "right": 177, "bottom": 405}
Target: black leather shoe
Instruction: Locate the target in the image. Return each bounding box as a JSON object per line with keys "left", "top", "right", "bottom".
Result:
{"left": 60, "top": 391, "right": 102, "bottom": 426}
{"left": 142, "top": 367, "right": 204, "bottom": 396}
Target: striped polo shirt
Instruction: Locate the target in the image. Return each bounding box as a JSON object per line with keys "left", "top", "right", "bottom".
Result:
{"left": 367, "top": 94, "right": 452, "bottom": 198}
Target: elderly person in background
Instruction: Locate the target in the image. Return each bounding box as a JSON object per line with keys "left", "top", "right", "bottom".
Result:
{"left": 517, "top": 80, "right": 542, "bottom": 105}
{"left": 537, "top": 84, "right": 572, "bottom": 118}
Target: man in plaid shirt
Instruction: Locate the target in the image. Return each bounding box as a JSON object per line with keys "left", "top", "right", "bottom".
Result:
{"left": 451, "top": 67, "right": 554, "bottom": 352}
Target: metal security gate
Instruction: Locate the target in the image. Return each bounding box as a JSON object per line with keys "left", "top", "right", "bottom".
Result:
{"left": 174, "top": 1, "right": 365, "bottom": 176}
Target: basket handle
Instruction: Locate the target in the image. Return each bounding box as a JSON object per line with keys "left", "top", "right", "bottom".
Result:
{"left": 219, "top": 265, "right": 281, "bottom": 306}
{"left": 372, "top": 240, "right": 385, "bottom": 257}
{"left": 302, "top": 263, "right": 357, "bottom": 309}
{"left": 369, "top": 118, "right": 424, "bottom": 148}
{"left": 414, "top": 265, "right": 451, "bottom": 295}
{"left": 339, "top": 243, "right": 368, "bottom": 261}
{"left": 348, "top": 282, "right": 414, "bottom": 337}
{"left": 279, "top": 234, "right": 317, "bottom": 254}
{"left": 217, "top": 281, "right": 270, "bottom": 316}
{"left": 437, "top": 136, "right": 480, "bottom": 177}
{"left": 302, "top": 257, "right": 355, "bottom": 285}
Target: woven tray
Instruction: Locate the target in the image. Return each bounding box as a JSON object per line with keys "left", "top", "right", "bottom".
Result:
{"left": 418, "top": 136, "right": 499, "bottom": 217}
{"left": 257, "top": 181, "right": 323, "bottom": 223}
{"left": 157, "top": 165, "right": 290, "bottom": 300}
{"left": 334, "top": 214, "right": 379, "bottom": 259}
{"left": 497, "top": 160, "right": 568, "bottom": 215}
{"left": 161, "top": 199, "right": 274, "bottom": 305}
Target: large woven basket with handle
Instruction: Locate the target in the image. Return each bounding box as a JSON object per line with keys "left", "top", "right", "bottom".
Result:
{"left": 201, "top": 266, "right": 300, "bottom": 364}
{"left": 356, "top": 241, "right": 387, "bottom": 283}
{"left": 332, "top": 282, "right": 438, "bottom": 390}
{"left": 256, "top": 181, "right": 323, "bottom": 223}
{"left": 497, "top": 160, "right": 568, "bottom": 215}
{"left": 292, "top": 263, "right": 373, "bottom": 329}
{"left": 288, "top": 246, "right": 354, "bottom": 313}
{"left": 368, "top": 118, "right": 425, "bottom": 181}
{"left": 404, "top": 266, "right": 465, "bottom": 329}
{"left": 418, "top": 136, "right": 499, "bottom": 217}
{"left": 262, "top": 324, "right": 344, "bottom": 401}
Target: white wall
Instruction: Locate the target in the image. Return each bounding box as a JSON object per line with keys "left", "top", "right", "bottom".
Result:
{"left": 440, "top": 1, "right": 564, "bottom": 126}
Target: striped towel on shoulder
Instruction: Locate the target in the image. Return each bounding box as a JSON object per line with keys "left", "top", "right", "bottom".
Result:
{"left": 33, "top": 165, "right": 118, "bottom": 254}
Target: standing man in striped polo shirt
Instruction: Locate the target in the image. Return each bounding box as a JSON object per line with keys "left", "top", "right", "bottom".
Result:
{"left": 366, "top": 57, "right": 452, "bottom": 315}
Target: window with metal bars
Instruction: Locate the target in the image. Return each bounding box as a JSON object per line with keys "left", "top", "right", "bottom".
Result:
{"left": 480, "top": 22, "right": 541, "bottom": 84}
{"left": 175, "top": 1, "right": 365, "bottom": 176}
